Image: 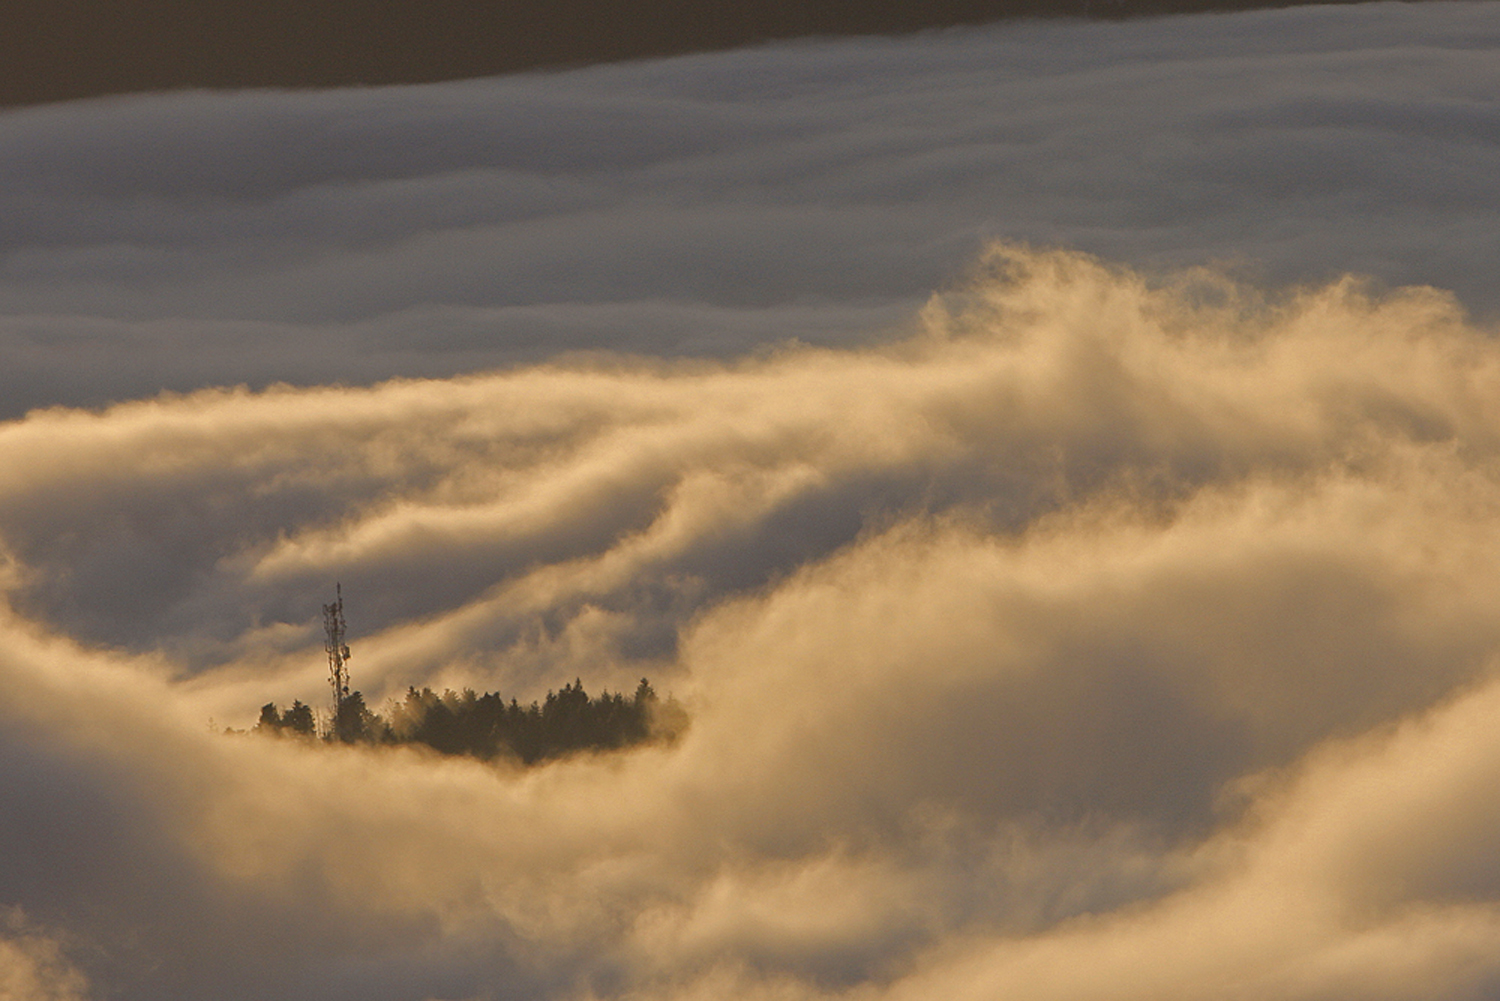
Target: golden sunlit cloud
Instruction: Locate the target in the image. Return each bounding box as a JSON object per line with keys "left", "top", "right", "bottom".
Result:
{"left": 4, "top": 240, "right": 1500, "bottom": 999}
{"left": 2, "top": 2, "right": 1499, "bottom": 997}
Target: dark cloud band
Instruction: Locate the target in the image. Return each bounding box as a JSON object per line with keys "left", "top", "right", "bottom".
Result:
{"left": 1, "top": 0, "right": 1423, "bottom": 107}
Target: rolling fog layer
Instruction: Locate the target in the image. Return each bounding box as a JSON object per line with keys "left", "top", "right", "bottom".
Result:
{"left": 3, "top": 4, "right": 1500, "bottom": 1000}
{"left": 6, "top": 246, "right": 1500, "bottom": 1000}
{"left": 0, "top": 3, "right": 1497, "bottom": 417}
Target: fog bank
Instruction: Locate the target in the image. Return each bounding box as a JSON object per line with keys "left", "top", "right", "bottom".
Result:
{"left": 4, "top": 246, "right": 1500, "bottom": 999}
{"left": 1, "top": 2, "right": 1496, "bottom": 415}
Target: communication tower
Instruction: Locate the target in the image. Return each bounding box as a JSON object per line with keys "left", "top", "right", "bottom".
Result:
{"left": 324, "top": 583, "right": 351, "bottom": 717}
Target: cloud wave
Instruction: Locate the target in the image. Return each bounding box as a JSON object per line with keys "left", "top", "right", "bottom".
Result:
{"left": 0, "top": 1, "right": 1496, "bottom": 416}
{"left": 5, "top": 3, "right": 1500, "bottom": 997}
{"left": 5, "top": 244, "right": 1500, "bottom": 998}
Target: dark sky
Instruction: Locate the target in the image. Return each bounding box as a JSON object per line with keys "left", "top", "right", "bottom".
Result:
{"left": 3, "top": 0, "right": 1416, "bottom": 107}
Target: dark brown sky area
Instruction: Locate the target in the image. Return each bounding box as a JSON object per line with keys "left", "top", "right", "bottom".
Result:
{"left": 5, "top": 0, "right": 1415, "bottom": 107}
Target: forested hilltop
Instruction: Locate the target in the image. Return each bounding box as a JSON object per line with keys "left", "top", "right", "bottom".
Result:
{"left": 254, "top": 677, "right": 687, "bottom": 765}
{"left": 248, "top": 589, "right": 685, "bottom": 764}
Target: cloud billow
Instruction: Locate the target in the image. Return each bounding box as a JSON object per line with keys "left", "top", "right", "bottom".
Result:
{"left": 4, "top": 3, "right": 1500, "bottom": 998}
{"left": 0, "top": 3, "right": 1496, "bottom": 417}
{"left": 3, "top": 241, "right": 1500, "bottom": 998}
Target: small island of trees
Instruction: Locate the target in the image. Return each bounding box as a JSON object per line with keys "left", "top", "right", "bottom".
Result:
{"left": 255, "top": 677, "right": 686, "bottom": 764}
{"left": 246, "top": 587, "right": 686, "bottom": 765}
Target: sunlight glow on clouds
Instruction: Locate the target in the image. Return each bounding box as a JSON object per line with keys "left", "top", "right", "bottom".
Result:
{"left": 0, "top": 910, "right": 89, "bottom": 1001}
{"left": 2, "top": 3, "right": 1500, "bottom": 999}
{"left": 5, "top": 244, "right": 1500, "bottom": 999}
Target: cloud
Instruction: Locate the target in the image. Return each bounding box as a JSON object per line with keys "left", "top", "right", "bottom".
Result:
{"left": 3, "top": 3, "right": 1500, "bottom": 998}
{"left": 3, "top": 240, "right": 1500, "bottom": 998}
{"left": 0, "top": 909, "right": 90, "bottom": 1001}
{"left": 0, "top": 3, "right": 1496, "bottom": 416}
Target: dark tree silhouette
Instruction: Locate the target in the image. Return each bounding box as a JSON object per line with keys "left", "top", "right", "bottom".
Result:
{"left": 251, "top": 677, "right": 684, "bottom": 765}
{"left": 332, "top": 691, "right": 376, "bottom": 744}
{"left": 254, "top": 699, "right": 318, "bottom": 737}
{"left": 283, "top": 700, "right": 316, "bottom": 736}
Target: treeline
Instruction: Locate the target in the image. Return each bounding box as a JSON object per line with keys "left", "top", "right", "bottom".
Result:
{"left": 253, "top": 678, "right": 686, "bottom": 765}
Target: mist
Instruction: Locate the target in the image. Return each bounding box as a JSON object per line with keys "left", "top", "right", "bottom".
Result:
{"left": 1, "top": 2, "right": 1497, "bottom": 417}
{"left": 6, "top": 242, "right": 1500, "bottom": 999}
{"left": 4, "top": 3, "right": 1500, "bottom": 1000}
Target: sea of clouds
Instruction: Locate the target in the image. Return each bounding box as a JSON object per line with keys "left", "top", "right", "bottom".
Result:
{"left": 2, "top": 3, "right": 1500, "bottom": 999}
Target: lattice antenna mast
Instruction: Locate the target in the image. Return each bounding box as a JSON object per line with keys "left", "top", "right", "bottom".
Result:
{"left": 323, "top": 583, "right": 351, "bottom": 718}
